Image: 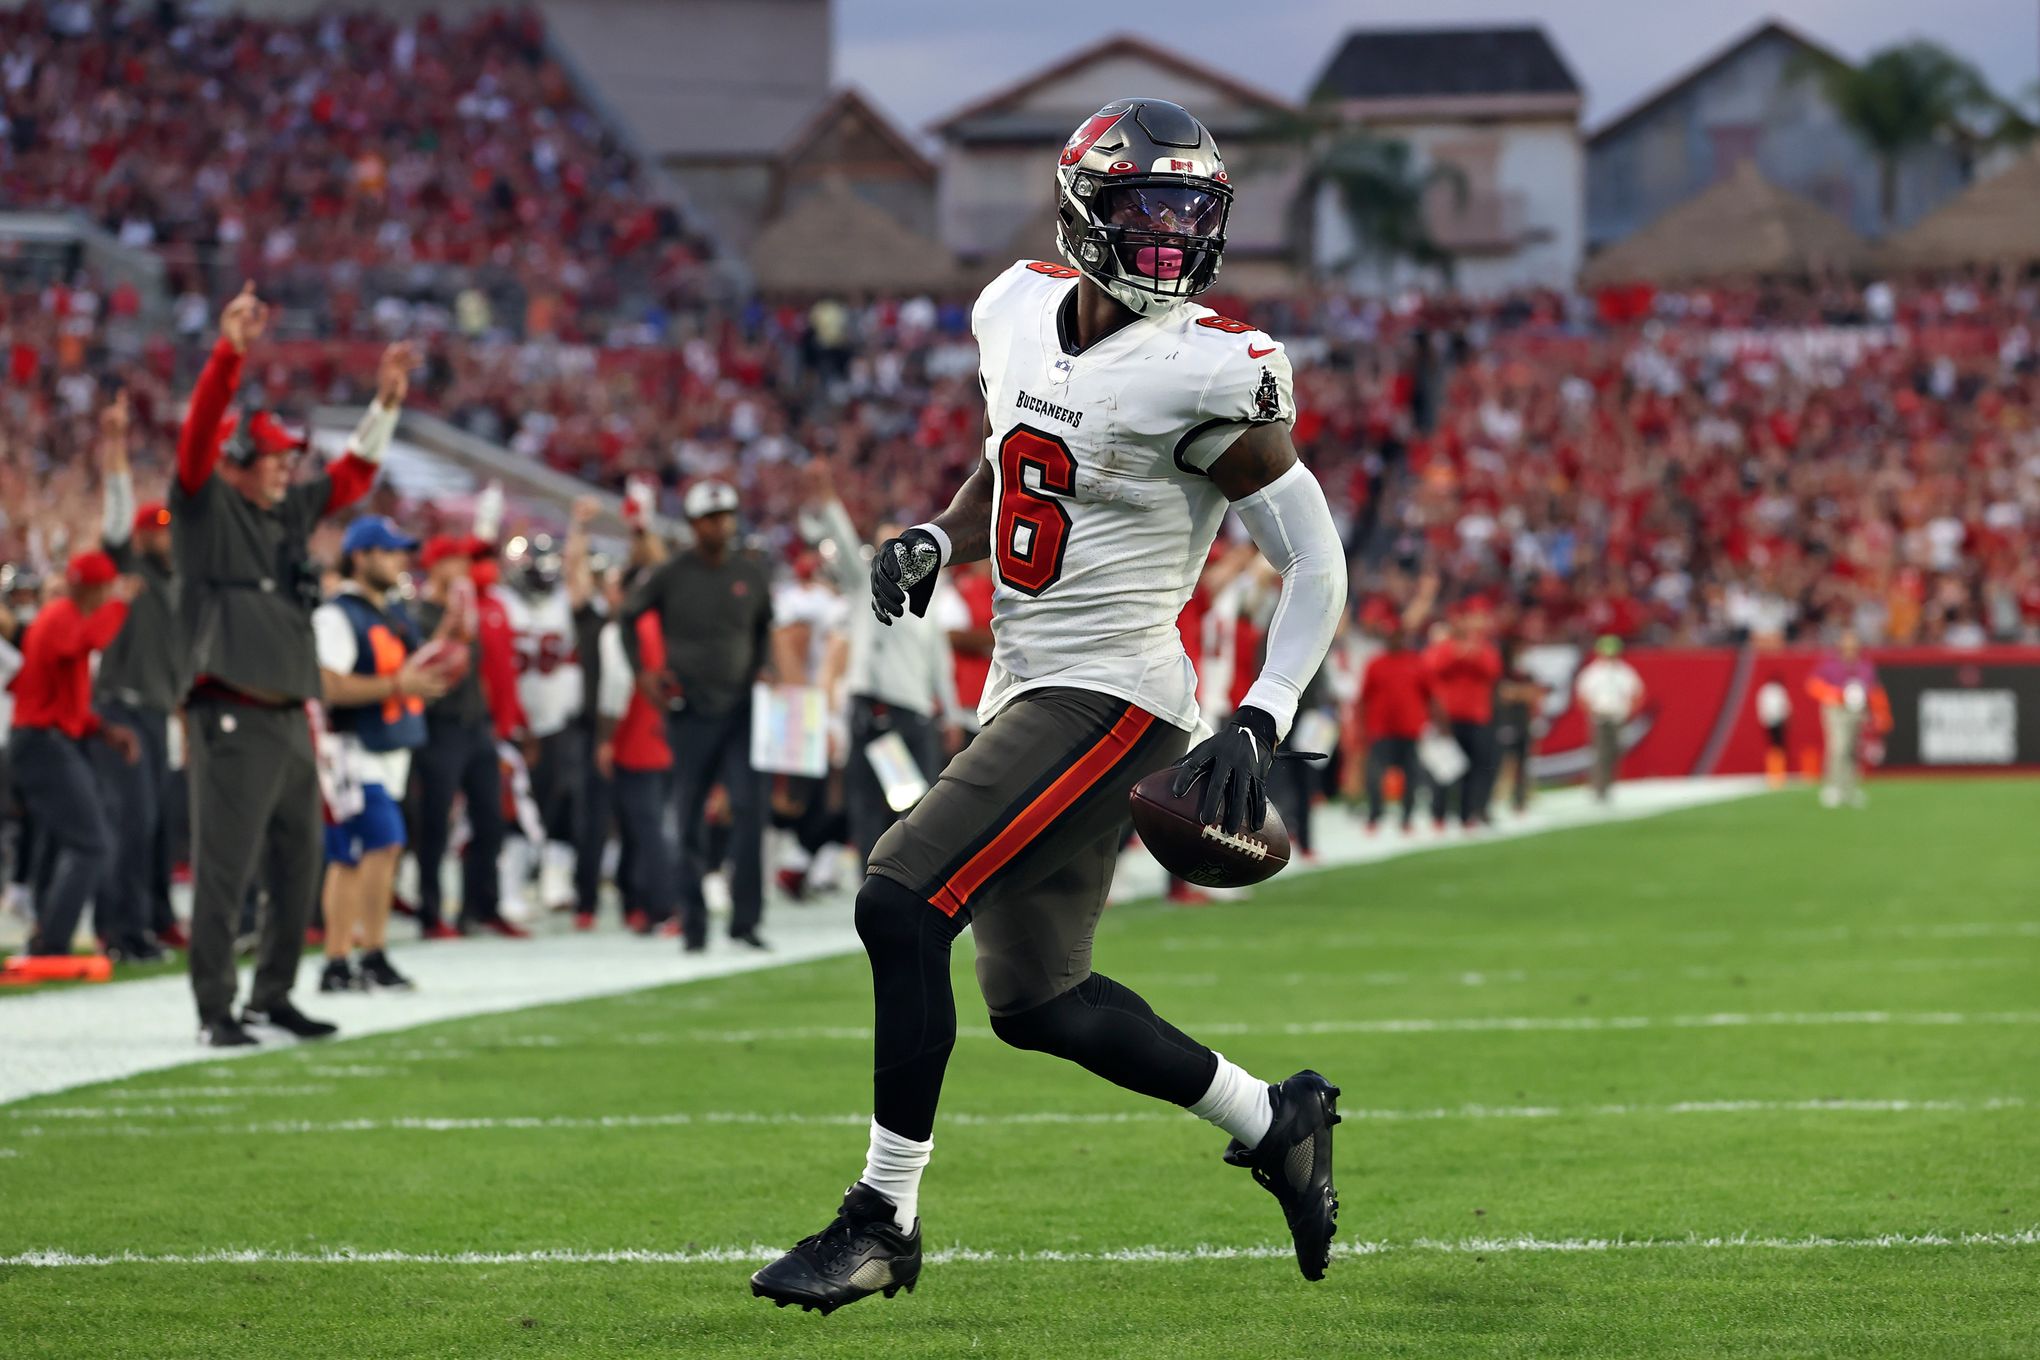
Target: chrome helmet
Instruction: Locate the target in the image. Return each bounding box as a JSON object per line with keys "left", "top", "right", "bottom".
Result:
{"left": 1055, "top": 98, "right": 1231, "bottom": 316}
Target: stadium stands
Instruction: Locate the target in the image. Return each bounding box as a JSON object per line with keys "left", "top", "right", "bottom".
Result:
{"left": 1, "top": 6, "right": 2034, "bottom": 648}
{"left": 0, "top": 3, "right": 707, "bottom": 339}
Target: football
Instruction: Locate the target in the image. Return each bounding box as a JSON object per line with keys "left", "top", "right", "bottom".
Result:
{"left": 1128, "top": 767, "right": 1292, "bottom": 888}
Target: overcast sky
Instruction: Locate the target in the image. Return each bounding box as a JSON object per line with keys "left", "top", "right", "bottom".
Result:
{"left": 838, "top": 0, "right": 2038, "bottom": 138}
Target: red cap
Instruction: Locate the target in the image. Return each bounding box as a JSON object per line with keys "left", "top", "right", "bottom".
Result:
{"left": 133, "top": 502, "right": 171, "bottom": 534}
{"left": 217, "top": 409, "right": 309, "bottom": 461}
{"left": 66, "top": 550, "right": 119, "bottom": 589}
{"left": 419, "top": 534, "right": 469, "bottom": 569}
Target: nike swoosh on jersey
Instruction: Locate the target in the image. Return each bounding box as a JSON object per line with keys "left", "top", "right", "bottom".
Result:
{"left": 1247, "top": 344, "right": 1276, "bottom": 358}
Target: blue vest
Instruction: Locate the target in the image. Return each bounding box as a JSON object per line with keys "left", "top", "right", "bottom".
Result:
{"left": 328, "top": 592, "right": 426, "bottom": 753}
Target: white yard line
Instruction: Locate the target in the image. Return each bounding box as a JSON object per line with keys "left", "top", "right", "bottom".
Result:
{"left": 586, "top": 1009, "right": 2040, "bottom": 1045}
{"left": 0, "top": 778, "right": 1765, "bottom": 1107}
{"left": 4, "top": 1095, "right": 2027, "bottom": 1139}
{"left": 6, "top": 1229, "right": 2038, "bottom": 1268}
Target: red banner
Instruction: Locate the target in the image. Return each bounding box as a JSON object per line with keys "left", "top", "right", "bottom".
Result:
{"left": 1522, "top": 645, "right": 2040, "bottom": 780}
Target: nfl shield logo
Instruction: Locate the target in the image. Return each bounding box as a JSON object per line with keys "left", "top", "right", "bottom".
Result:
{"left": 1052, "top": 357, "right": 1074, "bottom": 384}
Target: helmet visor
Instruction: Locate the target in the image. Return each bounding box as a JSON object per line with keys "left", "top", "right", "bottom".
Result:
{"left": 1097, "top": 184, "right": 1225, "bottom": 237}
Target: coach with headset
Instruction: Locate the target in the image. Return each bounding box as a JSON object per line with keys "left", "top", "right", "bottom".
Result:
{"left": 173, "top": 282, "right": 413, "bottom": 1048}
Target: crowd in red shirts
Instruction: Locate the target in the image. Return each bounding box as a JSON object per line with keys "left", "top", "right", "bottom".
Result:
{"left": 9, "top": 273, "right": 2040, "bottom": 665}
{"left": 0, "top": 2, "right": 705, "bottom": 341}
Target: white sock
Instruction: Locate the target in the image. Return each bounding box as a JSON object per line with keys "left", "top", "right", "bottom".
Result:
{"left": 1189, "top": 1053, "right": 1274, "bottom": 1149}
{"left": 858, "top": 1119, "right": 932, "bottom": 1231}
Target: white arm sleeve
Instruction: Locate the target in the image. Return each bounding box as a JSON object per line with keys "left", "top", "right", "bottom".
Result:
{"left": 597, "top": 622, "right": 633, "bottom": 720}
{"left": 816, "top": 499, "right": 866, "bottom": 594}
{"left": 101, "top": 467, "right": 135, "bottom": 547}
{"left": 344, "top": 399, "right": 401, "bottom": 465}
{"left": 1231, "top": 461, "right": 1347, "bottom": 741}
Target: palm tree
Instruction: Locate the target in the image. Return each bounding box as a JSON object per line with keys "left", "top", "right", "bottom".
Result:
{"left": 1792, "top": 41, "right": 2022, "bottom": 230}
{"left": 1257, "top": 107, "right": 1465, "bottom": 286}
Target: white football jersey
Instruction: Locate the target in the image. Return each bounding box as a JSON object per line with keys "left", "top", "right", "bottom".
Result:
{"left": 971, "top": 259, "right": 1295, "bottom": 731}
{"left": 499, "top": 584, "right": 584, "bottom": 737}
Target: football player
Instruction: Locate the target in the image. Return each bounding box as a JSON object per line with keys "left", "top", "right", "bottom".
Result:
{"left": 752, "top": 98, "right": 1349, "bottom": 1313}
{"left": 499, "top": 499, "right": 597, "bottom": 911}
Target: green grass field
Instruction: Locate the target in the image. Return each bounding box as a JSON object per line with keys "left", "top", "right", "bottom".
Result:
{"left": 3, "top": 779, "right": 2037, "bottom": 1358}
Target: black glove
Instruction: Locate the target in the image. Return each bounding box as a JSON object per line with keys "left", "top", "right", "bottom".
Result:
{"left": 871, "top": 527, "right": 942, "bottom": 626}
{"left": 1170, "top": 706, "right": 1282, "bottom": 835}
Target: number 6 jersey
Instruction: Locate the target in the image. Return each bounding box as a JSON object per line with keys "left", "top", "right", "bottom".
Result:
{"left": 972, "top": 259, "right": 1296, "bottom": 732}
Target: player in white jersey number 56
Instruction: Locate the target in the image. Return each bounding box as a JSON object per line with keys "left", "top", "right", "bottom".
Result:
{"left": 752, "top": 98, "right": 1351, "bottom": 1314}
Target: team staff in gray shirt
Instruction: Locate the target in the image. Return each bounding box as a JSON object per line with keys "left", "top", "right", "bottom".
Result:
{"left": 89, "top": 393, "right": 182, "bottom": 962}
{"left": 800, "top": 459, "right": 958, "bottom": 863}
{"left": 172, "top": 285, "right": 409, "bottom": 1047}
{"left": 620, "top": 480, "right": 775, "bottom": 952}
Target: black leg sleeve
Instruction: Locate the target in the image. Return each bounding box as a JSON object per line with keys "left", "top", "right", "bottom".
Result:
{"left": 989, "top": 972, "right": 1219, "bottom": 1108}
{"left": 857, "top": 873, "right": 966, "bottom": 1143}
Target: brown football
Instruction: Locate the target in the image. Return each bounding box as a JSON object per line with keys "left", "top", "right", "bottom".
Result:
{"left": 1128, "top": 768, "right": 1291, "bottom": 888}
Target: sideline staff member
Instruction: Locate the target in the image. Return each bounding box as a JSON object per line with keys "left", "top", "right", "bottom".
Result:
{"left": 9, "top": 551, "right": 137, "bottom": 959}
{"left": 621, "top": 479, "right": 774, "bottom": 953}
{"left": 313, "top": 516, "right": 451, "bottom": 992}
{"left": 174, "top": 282, "right": 411, "bottom": 1047}
{"left": 93, "top": 392, "right": 184, "bottom": 961}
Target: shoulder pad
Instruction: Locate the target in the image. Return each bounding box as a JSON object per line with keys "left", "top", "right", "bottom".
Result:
{"left": 973, "top": 260, "right": 1079, "bottom": 338}
{"left": 1189, "top": 315, "right": 1294, "bottom": 427}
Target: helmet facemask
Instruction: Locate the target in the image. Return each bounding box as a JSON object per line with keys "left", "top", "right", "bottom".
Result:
{"left": 1059, "top": 177, "right": 1230, "bottom": 315}
{"left": 1054, "top": 99, "right": 1232, "bottom": 317}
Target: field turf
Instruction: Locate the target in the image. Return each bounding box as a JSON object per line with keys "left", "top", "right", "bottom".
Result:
{"left": 2, "top": 778, "right": 2036, "bottom": 1357}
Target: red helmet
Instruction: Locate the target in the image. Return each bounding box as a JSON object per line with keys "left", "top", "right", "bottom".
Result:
{"left": 1055, "top": 98, "right": 1231, "bottom": 316}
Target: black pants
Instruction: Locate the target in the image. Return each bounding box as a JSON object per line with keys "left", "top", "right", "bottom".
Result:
{"left": 780, "top": 774, "right": 848, "bottom": 858}
{"left": 88, "top": 701, "right": 171, "bottom": 951}
{"left": 10, "top": 727, "right": 110, "bottom": 956}
{"left": 529, "top": 725, "right": 586, "bottom": 844}
{"left": 1496, "top": 718, "right": 1532, "bottom": 813}
{"left": 574, "top": 730, "right": 612, "bottom": 916}
{"left": 847, "top": 696, "right": 942, "bottom": 866}
{"left": 1268, "top": 745, "right": 1318, "bottom": 853}
{"left": 1365, "top": 734, "right": 1421, "bottom": 827}
{"left": 667, "top": 703, "right": 764, "bottom": 945}
{"left": 185, "top": 699, "right": 319, "bottom": 1025}
{"left": 411, "top": 717, "right": 504, "bottom": 929}
{"left": 1433, "top": 719, "right": 1498, "bottom": 825}
{"left": 613, "top": 766, "right": 673, "bottom": 922}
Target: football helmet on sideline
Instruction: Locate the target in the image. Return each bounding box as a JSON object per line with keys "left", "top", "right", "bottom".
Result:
{"left": 1054, "top": 98, "right": 1231, "bottom": 316}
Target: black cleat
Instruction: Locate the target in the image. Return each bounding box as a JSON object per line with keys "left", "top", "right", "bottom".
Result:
{"left": 1223, "top": 1069, "right": 1341, "bottom": 1280}
{"left": 750, "top": 1184, "right": 922, "bottom": 1315}
{"left": 200, "top": 1018, "right": 260, "bottom": 1048}
{"left": 109, "top": 939, "right": 169, "bottom": 965}
{"left": 240, "top": 1000, "right": 338, "bottom": 1041}
{"left": 356, "top": 949, "right": 414, "bottom": 991}
{"left": 319, "top": 958, "right": 360, "bottom": 993}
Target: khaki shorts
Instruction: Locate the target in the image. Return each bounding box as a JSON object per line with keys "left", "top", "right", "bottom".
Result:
{"left": 867, "top": 687, "right": 1188, "bottom": 1015}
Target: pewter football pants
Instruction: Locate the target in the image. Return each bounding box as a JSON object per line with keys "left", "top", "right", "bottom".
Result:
{"left": 185, "top": 699, "right": 319, "bottom": 1025}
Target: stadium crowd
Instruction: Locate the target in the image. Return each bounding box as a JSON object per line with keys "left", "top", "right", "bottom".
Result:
{"left": 0, "top": 1, "right": 707, "bottom": 339}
